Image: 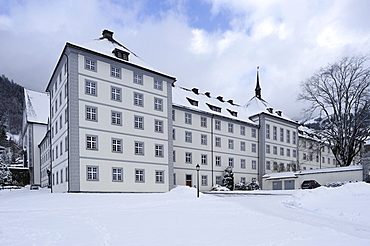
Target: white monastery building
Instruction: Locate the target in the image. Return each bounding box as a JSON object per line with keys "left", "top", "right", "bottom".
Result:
{"left": 43, "top": 30, "right": 343, "bottom": 193}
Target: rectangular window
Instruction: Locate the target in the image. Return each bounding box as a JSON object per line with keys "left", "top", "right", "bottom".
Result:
{"left": 135, "top": 169, "right": 145, "bottom": 182}
{"left": 112, "top": 138, "right": 123, "bottom": 153}
{"left": 56, "top": 171, "right": 58, "bottom": 184}
{"left": 111, "top": 111, "right": 122, "bottom": 125}
{"left": 251, "top": 128, "right": 257, "bottom": 138}
{"left": 185, "top": 113, "right": 192, "bottom": 124}
{"left": 134, "top": 115, "right": 144, "bottom": 129}
{"left": 154, "top": 97, "right": 163, "bottom": 111}
{"left": 64, "top": 82, "right": 68, "bottom": 98}
{"left": 215, "top": 137, "right": 221, "bottom": 147}
{"left": 86, "top": 106, "right": 97, "bottom": 121}
{"left": 273, "top": 162, "right": 278, "bottom": 171}
{"left": 133, "top": 92, "right": 144, "bottom": 106}
{"left": 201, "top": 134, "right": 207, "bottom": 145}
{"left": 155, "top": 144, "right": 164, "bottom": 157}
{"left": 266, "top": 144, "right": 270, "bottom": 153}
{"left": 86, "top": 135, "right": 98, "bottom": 150}
{"left": 111, "top": 65, "right": 121, "bottom": 78}
{"left": 273, "top": 126, "right": 277, "bottom": 140}
{"left": 293, "top": 149, "right": 297, "bottom": 158}
{"left": 55, "top": 99, "right": 58, "bottom": 112}
{"left": 286, "top": 130, "right": 290, "bottom": 143}
{"left": 56, "top": 145, "right": 58, "bottom": 159}
{"left": 201, "top": 175, "right": 208, "bottom": 186}
{"left": 228, "top": 123, "right": 233, "bottom": 133}
{"left": 134, "top": 74, "right": 143, "bottom": 85}
{"left": 200, "top": 116, "right": 207, "bottom": 128}
{"left": 154, "top": 119, "right": 163, "bottom": 133}
{"left": 240, "top": 141, "right": 246, "bottom": 151}
{"left": 252, "top": 143, "right": 257, "bottom": 153}
{"left": 215, "top": 156, "right": 221, "bottom": 166}
{"left": 60, "top": 141, "right": 63, "bottom": 155}
{"left": 216, "top": 176, "right": 222, "bottom": 185}
{"left": 215, "top": 120, "right": 221, "bottom": 130}
{"left": 55, "top": 122, "right": 58, "bottom": 134}
{"left": 85, "top": 58, "right": 96, "bottom": 71}
{"left": 185, "top": 152, "right": 192, "bottom": 163}
{"left": 266, "top": 124, "right": 270, "bottom": 139}
{"left": 59, "top": 92, "right": 62, "bottom": 106}
{"left": 280, "top": 128, "right": 284, "bottom": 142}
{"left": 155, "top": 170, "right": 164, "bottom": 183}
{"left": 172, "top": 129, "right": 176, "bottom": 140}
{"left": 172, "top": 109, "right": 175, "bottom": 121}
{"left": 240, "top": 126, "right": 245, "bottom": 135}
{"left": 228, "top": 158, "right": 234, "bottom": 167}
{"left": 65, "top": 108, "right": 68, "bottom": 123}
{"left": 154, "top": 80, "right": 163, "bottom": 90}
{"left": 87, "top": 166, "right": 98, "bottom": 181}
{"left": 252, "top": 160, "right": 257, "bottom": 170}
{"left": 273, "top": 146, "right": 277, "bottom": 155}
{"left": 112, "top": 168, "right": 123, "bottom": 182}
{"left": 266, "top": 161, "right": 271, "bottom": 170}
{"left": 65, "top": 167, "right": 68, "bottom": 181}
{"left": 134, "top": 141, "right": 144, "bottom": 155}
{"left": 287, "top": 149, "right": 291, "bottom": 157}
{"left": 293, "top": 131, "right": 297, "bottom": 145}
{"left": 201, "top": 154, "right": 207, "bottom": 165}
{"left": 185, "top": 131, "right": 192, "bottom": 143}
{"left": 111, "top": 86, "right": 121, "bottom": 101}
{"left": 173, "top": 150, "right": 176, "bottom": 162}
{"left": 241, "top": 159, "right": 246, "bottom": 169}
{"left": 59, "top": 115, "right": 63, "bottom": 129}
{"left": 85, "top": 80, "right": 97, "bottom": 96}
{"left": 228, "top": 139, "right": 234, "bottom": 149}
{"left": 280, "top": 147, "right": 284, "bottom": 156}
{"left": 65, "top": 136, "right": 68, "bottom": 151}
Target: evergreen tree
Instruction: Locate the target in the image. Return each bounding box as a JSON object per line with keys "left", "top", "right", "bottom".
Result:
{"left": 222, "top": 166, "right": 234, "bottom": 191}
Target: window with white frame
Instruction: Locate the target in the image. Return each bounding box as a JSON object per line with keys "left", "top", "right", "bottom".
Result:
{"left": 240, "top": 141, "right": 246, "bottom": 151}
{"left": 280, "top": 128, "right": 284, "bottom": 142}
{"left": 173, "top": 150, "right": 176, "bottom": 162}
{"left": 134, "top": 141, "right": 144, "bottom": 155}
{"left": 215, "top": 120, "right": 221, "bottom": 130}
{"left": 172, "top": 109, "right": 175, "bottom": 121}
{"left": 201, "top": 134, "right": 207, "bottom": 145}
{"left": 252, "top": 160, "right": 257, "bottom": 169}
{"left": 293, "top": 131, "right": 296, "bottom": 145}
{"left": 65, "top": 167, "right": 68, "bottom": 181}
{"left": 201, "top": 154, "right": 207, "bottom": 165}
{"left": 85, "top": 58, "right": 96, "bottom": 71}
{"left": 86, "top": 135, "right": 98, "bottom": 150}
{"left": 252, "top": 143, "right": 257, "bottom": 153}
{"left": 65, "top": 107, "right": 68, "bottom": 123}
{"left": 266, "top": 124, "right": 270, "bottom": 139}
{"left": 56, "top": 145, "right": 58, "bottom": 159}
{"left": 273, "top": 146, "right": 277, "bottom": 155}
{"left": 266, "top": 144, "right": 270, "bottom": 153}
{"left": 86, "top": 106, "right": 97, "bottom": 121}
{"left": 216, "top": 176, "right": 222, "bottom": 185}
{"left": 228, "top": 123, "right": 233, "bottom": 133}
{"left": 135, "top": 169, "right": 145, "bottom": 182}
{"left": 266, "top": 161, "right": 271, "bottom": 170}
{"left": 293, "top": 149, "right": 297, "bottom": 158}
{"left": 111, "top": 87, "right": 121, "bottom": 101}
{"left": 185, "top": 152, "right": 192, "bottom": 163}
{"left": 56, "top": 171, "right": 58, "bottom": 184}
{"left": 154, "top": 80, "right": 163, "bottom": 90}
{"left": 154, "top": 119, "right": 163, "bottom": 133}
{"left": 64, "top": 82, "right": 68, "bottom": 98}
{"left": 228, "top": 157, "right": 234, "bottom": 167}
{"left": 241, "top": 159, "right": 246, "bottom": 169}
{"left": 55, "top": 122, "right": 58, "bottom": 134}
{"left": 185, "top": 131, "right": 192, "bottom": 143}
{"left": 215, "top": 137, "right": 221, "bottom": 147}
{"left": 111, "top": 111, "right": 122, "bottom": 125}
{"left": 59, "top": 115, "right": 62, "bottom": 129}
{"left": 65, "top": 135, "right": 68, "bottom": 151}
{"left": 87, "top": 166, "right": 98, "bottom": 180}
{"left": 240, "top": 177, "right": 246, "bottom": 183}
{"left": 155, "top": 144, "right": 164, "bottom": 157}
{"left": 273, "top": 162, "right": 278, "bottom": 171}
{"left": 240, "top": 126, "right": 245, "bottom": 135}
{"left": 201, "top": 117, "right": 207, "bottom": 127}
{"left": 287, "top": 148, "right": 291, "bottom": 157}
{"left": 286, "top": 130, "right": 290, "bottom": 143}
{"left": 85, "top": 80, "right": 97, "bottom": 95}
{"left": 185, "top": 112, "right": 192, "bottom": 124}
{"left": 273, "top": 126, "right": 277, "bottom": 140}
{"left": 228, "top": 139, "right": 234, "bottom": 149}
{"left": 134, "top": 74, "right": 143, "bottom": 85}
{"left": 60, "top": 141, "right": 63, "bottom": 155}
{"left": 201, "top": 175, "right": 207, "bottom": 186}
{"left": 280, "top": 147, "right": 284, "bottom": 156}
{"left": 111, "top": 65, "right": 121, "bottom": 78}
{"left": 172, "top": 129, "right": 176, "bottom": 140}
{"left": 251, "top": 128, "right": 257, "bottom": 138}
{"left": 112, "top": 138, "right": 122, "bottom": 153}
{"left": 59, "top": 91, "right": 62, "bottom": 106}
{"left": 112, "top": 168, "right": 123, "bottom": 182}
{"left": 215, "top": 156, "right": 221, "bottom": 166}
{"left": 155, "top": 170, "right": 164, "bottom": 183}
{"left": 133, "top": 92, "right": 144, "bottom": 106}
{"left": 154, "top": 98, "right": 163, "bottom": 111}
{"left": 134, "top": 115, "right": 144, "bottom": 129}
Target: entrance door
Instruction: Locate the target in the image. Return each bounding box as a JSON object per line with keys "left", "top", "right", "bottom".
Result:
{"left": 284, "top": 180, "right": 295, "bottom": 190}
{"left": 272, "top": 181, "right": 282, "bottom": 190}
{"left": 185, "top": 175, "right": 192, "bottom": 187}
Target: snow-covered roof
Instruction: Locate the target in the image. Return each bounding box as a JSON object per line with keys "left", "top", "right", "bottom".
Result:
{"left": 172, "top": 85, "right": 257, "bottom": 126}
{"left": 70, "top": 30, "right": 174, "bottom": 79}
{"left": 24, "top": 88, "right": 49, "bottom": 124}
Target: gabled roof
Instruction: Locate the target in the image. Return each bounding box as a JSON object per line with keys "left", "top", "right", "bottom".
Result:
{"left": 24, "top": 88, "right": 49, "bottom": 124}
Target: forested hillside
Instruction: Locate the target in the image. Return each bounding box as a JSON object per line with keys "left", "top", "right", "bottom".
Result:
{"left": 0, "top": 75, "right": 24, "bottom": 143}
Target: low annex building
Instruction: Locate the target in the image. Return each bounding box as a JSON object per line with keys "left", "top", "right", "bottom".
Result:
{"left": 38, "top": 30, "right": 357, "bottom": 192}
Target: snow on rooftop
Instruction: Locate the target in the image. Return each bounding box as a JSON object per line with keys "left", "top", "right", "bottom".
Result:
{"left": 24, "top": 88, "right": 49, "bottom": 124}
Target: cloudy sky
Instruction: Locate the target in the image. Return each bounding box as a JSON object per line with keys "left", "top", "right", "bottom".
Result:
{"left": 1, "top": 0, "right": 369, "bottom": 119}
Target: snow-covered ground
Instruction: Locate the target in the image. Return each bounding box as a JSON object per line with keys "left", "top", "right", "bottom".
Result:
{"left": 1, "top": 183, "right": 370, "bottom": 246}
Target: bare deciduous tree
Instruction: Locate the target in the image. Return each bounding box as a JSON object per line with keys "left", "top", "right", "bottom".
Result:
{"left": 298, "top": 55, "right": 370, "bottom": 166}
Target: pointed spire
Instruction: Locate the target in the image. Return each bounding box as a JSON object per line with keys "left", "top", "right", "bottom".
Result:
{"left": 255, "top": 66, "right": 261, "bottom": 99}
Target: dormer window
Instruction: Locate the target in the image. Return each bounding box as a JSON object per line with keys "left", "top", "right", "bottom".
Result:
{"left": 112, "top": 48, "right": 129, "bottom": 61}
{"left": 227, "top": 109, "right": 238, "bottom": 117}
{"left": 186, "top": 97, "right": 198, "bottom": 106}
{"left": 206, "top": 103, "right": 221, "bottom": 113}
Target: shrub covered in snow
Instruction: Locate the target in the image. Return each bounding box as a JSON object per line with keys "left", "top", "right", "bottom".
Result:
{"left": 211, "top": 184, "right": 230, "bottom": 191}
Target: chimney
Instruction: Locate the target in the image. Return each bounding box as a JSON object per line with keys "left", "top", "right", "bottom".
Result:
{"left": 216, "top": 96, "right": 224, "bottom": 102}
{"left": 267, "top": 107, "right": 273, "bottom": 113}
{"left": 204, "top": 92, "right": 211, "bottom": 98}
{"left": 227, "top": 99, "right": 234, "bottom": 105}
{"left": 192, "top": 88, "right": 199, "bottom": 95}
{"left": 276, "top": 110, "right": 282, "bottom": 116}
{"left": 102, "top": 29, "right": 114, "bottom": 41}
